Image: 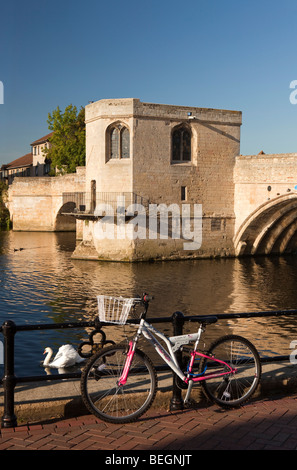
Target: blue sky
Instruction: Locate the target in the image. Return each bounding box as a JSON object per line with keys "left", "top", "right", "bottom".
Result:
{"left": 0, "top": 0, "right": 297, "bottom": 166}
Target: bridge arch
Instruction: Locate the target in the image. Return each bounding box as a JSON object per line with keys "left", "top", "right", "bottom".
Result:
{"left": 234, "top": 193, "right": 297, "bottom": 256}
{"left": 7, "top": 168, "right": 85, "bottom": 232}
{"left": 55, "top": 201, "right": 77, "bottom": 231}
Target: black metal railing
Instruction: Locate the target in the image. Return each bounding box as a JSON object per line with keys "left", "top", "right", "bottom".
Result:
{"left": 62, "top": 192, "right": 150, "bottom": 215}
{"left": 1, "top": 309, "right": 297, "bottom": 428}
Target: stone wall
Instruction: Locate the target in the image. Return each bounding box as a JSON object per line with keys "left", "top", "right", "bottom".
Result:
{"left": 8, "top": 167, "right": 85, "bottom": 231}
{"left": 234, "top": 153, "right": 297, "bottom": 234}
{"left": 74, "top": 99, "right": 242, "bottom": 261}
{"left": 132, "top": 101, "right": 241, "bottom": 259}
{"left": 85, "top": 99, "right": 134, "bottom": 200}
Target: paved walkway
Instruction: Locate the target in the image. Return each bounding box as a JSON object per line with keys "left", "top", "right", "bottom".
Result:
{"left": 2, "top": 393, "right": 297, "bottom": 451}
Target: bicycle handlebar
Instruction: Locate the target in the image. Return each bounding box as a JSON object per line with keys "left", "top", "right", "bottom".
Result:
{"left": 143, "top": 294, "right": 154, "bottom": 303}
{"left": 133, "top": 293, "right": 153, "bottom": 319}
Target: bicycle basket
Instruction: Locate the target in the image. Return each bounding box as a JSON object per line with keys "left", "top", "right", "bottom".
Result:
{"left": 97, "top": 295, "right": 139, "bottom": 325}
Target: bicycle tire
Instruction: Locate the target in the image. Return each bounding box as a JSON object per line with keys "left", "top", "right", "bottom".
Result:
{"left": 199, "top": 335, "right": 261, "bottom": 408}
{"left": 80, "top": 344, "right": 157, "bottom": 424}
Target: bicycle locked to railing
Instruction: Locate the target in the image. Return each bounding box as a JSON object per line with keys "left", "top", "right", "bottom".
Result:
{"left": 80, "top": 294, "right": 262, "bottom": 424}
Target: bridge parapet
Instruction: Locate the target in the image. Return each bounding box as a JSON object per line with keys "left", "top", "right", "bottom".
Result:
{"left": 7, "top": 168, "right": 85, "bottom": 231}
{"left": 234, "top": 153, "right": 297, "bottom": 232}
{"left": 234, "top": 154, "right": 297, "bottom": 256}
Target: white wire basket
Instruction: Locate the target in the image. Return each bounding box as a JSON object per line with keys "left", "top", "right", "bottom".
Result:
{"left": 97, "top": 295, "right": 140, "bottom": 325}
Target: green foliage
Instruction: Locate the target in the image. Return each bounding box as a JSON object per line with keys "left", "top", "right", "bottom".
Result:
{"left": 0, "top": 181, "right": 11, "bottom": 230}
{"left": 45, "top": 104, "right": 86, "bottom": 174}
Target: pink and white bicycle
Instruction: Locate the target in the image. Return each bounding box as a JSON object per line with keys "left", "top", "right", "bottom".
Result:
{"left": 80, "top": 294, "right": 262, "bottom": 424}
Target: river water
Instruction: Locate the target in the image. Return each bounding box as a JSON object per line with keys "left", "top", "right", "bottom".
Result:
{"left": 1, "top": 230, "right": 297, "bottom": 377}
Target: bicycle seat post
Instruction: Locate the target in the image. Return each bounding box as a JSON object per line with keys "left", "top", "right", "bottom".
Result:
{"left": 170, "top": 311, "right": 185, "bottom": 411}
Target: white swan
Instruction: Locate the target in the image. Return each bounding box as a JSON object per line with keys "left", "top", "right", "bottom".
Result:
{"left": 43, "top": 344, "right": 85, "bottom": 368}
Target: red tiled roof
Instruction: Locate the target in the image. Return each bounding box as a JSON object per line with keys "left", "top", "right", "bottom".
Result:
{"left": 30, "top": 132, "right": 54, "bottom": 146}
{"left": 6, "top": 153, "right": 33, "bottom": 169}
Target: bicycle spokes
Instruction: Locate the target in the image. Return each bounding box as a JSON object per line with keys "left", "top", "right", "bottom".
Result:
{"left": 199, "top": 335, "right": 261, "bottom": 407}
{"left": 81, "top": 345, "right": 158, "bottom": 423}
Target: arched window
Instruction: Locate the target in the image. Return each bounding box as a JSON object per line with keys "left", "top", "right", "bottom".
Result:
{"left": 110, "top": 127, "right": 120, "bottom": 159}
{"left": 107, "top": 124, "right": 130, "bottom": 161}
{"left": 172, "top": 126, "right": 191, "bottom": 162}
{"left": 121, "top": 127, "right": 130, "bottom": 158}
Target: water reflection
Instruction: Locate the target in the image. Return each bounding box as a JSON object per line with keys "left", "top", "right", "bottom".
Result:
{"left": 1, "top": 231, "right": 297, "bottom": 376}
{"left": 229, "top": 256, "right": 297, "bottom": 312}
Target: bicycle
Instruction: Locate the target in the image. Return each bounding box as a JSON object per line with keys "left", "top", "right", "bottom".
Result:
{"left": 80, "top": 294, "right": 262, "bottom": 424}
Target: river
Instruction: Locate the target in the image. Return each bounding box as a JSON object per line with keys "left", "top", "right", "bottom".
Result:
{"left": 1, "top": 230, "right": 297, "bottom": 377}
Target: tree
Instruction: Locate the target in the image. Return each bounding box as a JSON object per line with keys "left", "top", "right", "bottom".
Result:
{"left": 0, "top": 181, "right": 11, "bottom": 230}
{"left": 45, "top": 104, "right": 86, "bottom": 174}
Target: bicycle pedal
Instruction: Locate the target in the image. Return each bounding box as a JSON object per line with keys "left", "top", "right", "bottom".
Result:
{"left": 92, "top": 364, "right": 106, "bottom": 381}
{"left": 184, "top": 399, "right": 199, "bottom": 409}
{"left": 174, "top": 375, "right": 188, "bottom": 390}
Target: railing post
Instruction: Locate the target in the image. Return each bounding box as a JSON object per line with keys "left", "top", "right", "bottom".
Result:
{"left": 90, "top": 180, "right": 96, "bottom": 213}
{"left": 170, "top": 311, "right": 185, "bottom": 411}
{"left": 1, "top": 320, "right": 17, "bottom": 428}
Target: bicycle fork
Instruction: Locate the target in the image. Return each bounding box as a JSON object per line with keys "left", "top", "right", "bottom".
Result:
{"left": 117, "top": 340, "right": 136, "bottom": 387}
{"left": 117, "top": 318, "right": 184, "bottom": 387}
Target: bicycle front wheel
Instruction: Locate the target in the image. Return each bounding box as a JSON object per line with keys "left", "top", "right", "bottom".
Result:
{"left": 199, "top": 335, "right": 261, "bottom": 408}
{"left": 81, "top": 344, "right": 157, "bottom": 424}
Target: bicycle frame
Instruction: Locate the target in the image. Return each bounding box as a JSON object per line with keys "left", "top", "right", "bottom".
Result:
{"left": 118, "top": 318, "right": 236, "bottom": 389}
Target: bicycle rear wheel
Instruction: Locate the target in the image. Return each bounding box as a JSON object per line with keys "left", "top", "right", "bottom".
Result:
{"left": 81, "top": 344, "right": 157, "bottom": 424}
{"left": 199, "top": 335, "right": 261, "bottom": 408}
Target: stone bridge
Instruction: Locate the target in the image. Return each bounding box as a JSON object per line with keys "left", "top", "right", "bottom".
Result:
{"left": 7, "top": 167, "right": 85, "bottom": 232}
{"left": 234, "top": 153, "right": 297, "bottom": 256}
{"left": 6, "top": 153, "right": 297, "bottom": 260}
